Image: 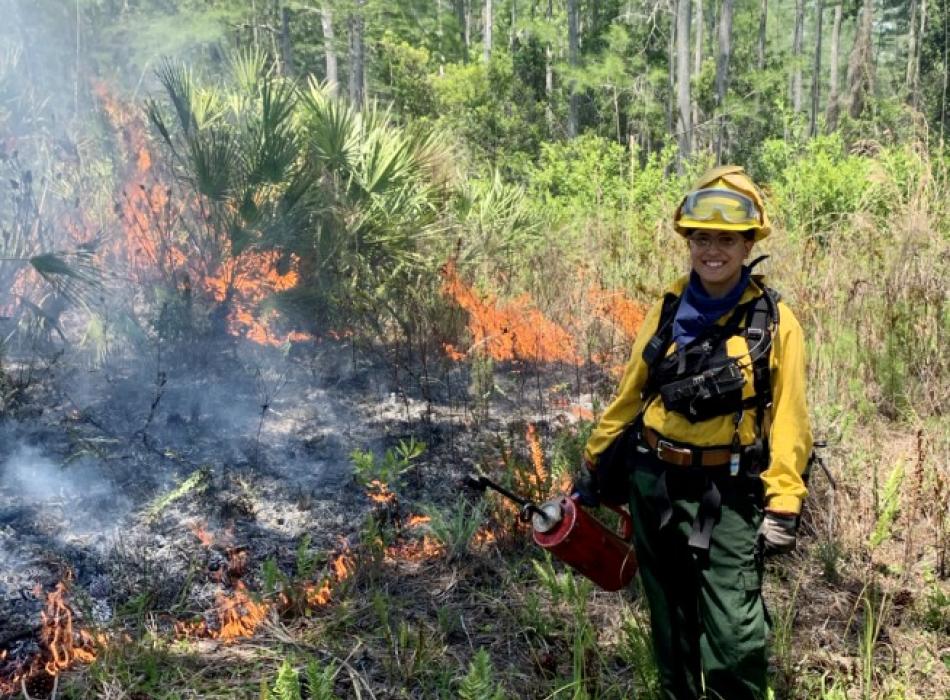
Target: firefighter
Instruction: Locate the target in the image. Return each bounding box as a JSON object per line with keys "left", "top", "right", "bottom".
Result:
{"left": 575, "top": 165, "right": 812, "bottom": 700}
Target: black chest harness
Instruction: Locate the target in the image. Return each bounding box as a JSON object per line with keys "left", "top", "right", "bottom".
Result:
{"left": 641, "top": 276, "right": 780, "bottom": 461}
{"left": 637, "top": 276, "right": 781, "bottom": 552}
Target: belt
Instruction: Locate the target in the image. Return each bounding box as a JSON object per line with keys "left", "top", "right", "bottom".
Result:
{"left": 643, "top": 427, "right": 732, "bottom": 468}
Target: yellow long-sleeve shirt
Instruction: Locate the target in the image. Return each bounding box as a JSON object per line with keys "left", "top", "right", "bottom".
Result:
{"left": 584, "top": 275, "right": 813, "bottom": 514}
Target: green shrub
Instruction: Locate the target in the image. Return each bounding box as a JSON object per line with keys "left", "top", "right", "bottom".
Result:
{"left": 374, "top": 32, "right": 436, "bottom": 119}
{"left": 424, "top": 495, "right": 485, "bottom": 561}
{"left": 527, "top": 134, "right": 629, "bottom": 220}
{"left": 350, "top": 437, "right": 426, "bottom": 490}
{"left": 769, "top": 134, "right": 871, "bottom": 239}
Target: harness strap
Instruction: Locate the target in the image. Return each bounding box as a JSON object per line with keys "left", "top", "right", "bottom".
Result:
{"left": 688, "top": 478, "right": 722, "bottom": 551}
{"left": 746, "top": 287, "right": 778, "bottom": 439}
{"left": 651, "top": 468, "right": 722, "bottom": 552}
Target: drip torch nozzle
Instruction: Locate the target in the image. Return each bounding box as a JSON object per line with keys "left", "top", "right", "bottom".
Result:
{"left": 462, "top": 471, "right": 548, "bottom": 522}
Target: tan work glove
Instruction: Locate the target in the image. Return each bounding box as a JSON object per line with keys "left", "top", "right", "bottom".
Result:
{"left": 758, "top": 512, "right": 798, "bottom": 555}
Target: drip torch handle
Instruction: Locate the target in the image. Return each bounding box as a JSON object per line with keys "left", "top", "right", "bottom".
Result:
{"left": 569, "top": 493, "right": 635, "bottom": 541}
{"left": 606, "top": 503, "right": 634, "bottom": 541}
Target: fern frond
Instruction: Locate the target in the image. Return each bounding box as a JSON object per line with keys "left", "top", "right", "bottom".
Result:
{"left": 304, "top": 658, "right": 340, "bottom": 700}
{"left": 459, "top": 649, "right": 506, "bottom": 700}
{"left": 271, "top": 659, "right": 302, "bottom": 700}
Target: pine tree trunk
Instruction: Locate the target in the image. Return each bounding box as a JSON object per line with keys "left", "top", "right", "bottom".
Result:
{"left": 715, "top": 0, "right": 734, "bottom": 160}
{"left": 905, "top": 0, "right": 924, "bottom": 106}
{"left": 567, "top": 0, "right": 580, "bottom": 137}
{"left": 465, "top": 0, "right": 472, "bottom": 53}
{"left": 792, "top": 0, "right": 804, "bottom": 112}
{"left": 810, "top": 2, "right": 824, "bottom": 136}
{"left": 845, "top": 0, "right": 876, "bottom": 120}
{"left": 826, "top": 2, "right": 842, "bottom": 130}
{"left": 545, "top": 0, "right": 554, "bottom": 128}
{"left": 483, "top": 0, "right": 492, "bottom": 61}
{"left": 757, "top": 0, "right": 767, "bottom": 70}
{"left": 905, "top": 0, "right": 919, "bottom": 92}
{"left": 668, "top": 6, "right": 676, "bottom": 137}
{"left": 676, "top": 0, "right": 693, "bottom": 164}
{"left": 693, "top": 0, "right": 703, "bottom": 134}
{"left": 279, "top": 4, "right": 294, "bottom": 77}
{"left": 691, "top": 0, "right": 706, "bottom": 140}
{"left": 915, "top": 0, "right": 928, "bottom": 108}
{"left": 715, "top": 0, "right": 734, "bottom": 105}
{"left": 321, "top": 7, "right": 338, "bottom": 96}
{"left": 348, "top": 0, "right": 365, "bottom": 108}
{"left": 455, "top": 0, "right": 468, "bottom": 60}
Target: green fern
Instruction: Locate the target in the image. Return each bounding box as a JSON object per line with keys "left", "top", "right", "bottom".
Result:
{"left": 305, "top": 658, "right": 340, "bottom": 700}
{"left": 270, "top": 659, "right": 302, "bottom": 700}
{"left": 870, "top": 461, "right": 905, "bottom": 549}
{"left": 295, "top": 534, "right": 318, "bottom": 580}
{"left": 458, "top": 648, "right": 506, "bottom": 700}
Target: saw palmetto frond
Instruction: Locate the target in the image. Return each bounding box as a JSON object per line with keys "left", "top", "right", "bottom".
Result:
{"left": 298, "top": 81, "right": 359, "bottom": 175}
{"left": 243, "top": 75, "right": 300, "bottom": 186}
{"left": 187, "top": 130, "right": 236, "bottom": 201}
{"left": 153, "top": 59, "right": 198, "bottom": 136}
{"left": 27, "top": 249, "right": 103, "bottom": 309}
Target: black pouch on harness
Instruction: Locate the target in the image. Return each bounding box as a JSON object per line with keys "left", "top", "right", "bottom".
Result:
{"left": 657, "top": 358, "right": 746, "bottom": 420}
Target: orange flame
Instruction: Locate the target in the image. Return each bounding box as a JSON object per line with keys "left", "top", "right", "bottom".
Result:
{"left": 0, "top": 579, "right": 101, "bottom": 694}
{"left": 294, "top": 546, "right": 352, "bottom": 610}
{"left": 332, "top": 550, "right": 353, "bottom": 582}
{"left": 177, "top": 582, "right": 270, "bottom": 643}
{"left": 189, "top": 522, "right": 215, "bottom": 548}
{"left": 40, "top": 582, "right": 97, "bottom": 675}
{"left": 441, "top": 259, "right": 578, "bottom": 363}
{"left": 406, "top": 514, "right": 431, "bottom": 527}
{"left": 213, "top": 583, "right": 270, "bottom": 641}
{"left": 367, "top": 480, "right": 396, "bottom": 505}
{"left": 526, "top": 423, "right": 547, "bottom": 493}
{"left": 385, "top": 535, "right": 445, "bottom": 563}
{"left": 587, "top": 286, "right": 646, "bottom": 340}
{"left": 473, "top": 527, "right": 497, "bottom": 548}
{"left": 303, "top": 580, "right": 333, "bottom": 607}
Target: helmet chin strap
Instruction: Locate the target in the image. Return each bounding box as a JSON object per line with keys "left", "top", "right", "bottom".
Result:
{"left": 746, "top": 254, "right": 769, "bottom": 271}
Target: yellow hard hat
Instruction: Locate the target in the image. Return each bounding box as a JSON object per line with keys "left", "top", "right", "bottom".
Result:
{"left": 673, "top": 165, "right": 771, "bottom": 241}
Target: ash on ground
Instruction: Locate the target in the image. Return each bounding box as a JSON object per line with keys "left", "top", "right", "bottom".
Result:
{"left": 0, "top": 338, "right": 591, "bottom": 649}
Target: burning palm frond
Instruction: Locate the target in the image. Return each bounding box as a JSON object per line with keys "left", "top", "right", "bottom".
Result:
{"left": 0, "top": 149, "right": 104, "bottom": 342}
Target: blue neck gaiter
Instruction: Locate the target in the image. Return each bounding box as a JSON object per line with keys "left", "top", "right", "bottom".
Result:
{"left": 672, "top": 267, "right": 751, "bottom": 348}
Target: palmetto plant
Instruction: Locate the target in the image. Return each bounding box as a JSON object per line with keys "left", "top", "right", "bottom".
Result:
{"left": 146, "top": 52, "right": 458, "bottom": 337}
{"left": 1, "top": 48, "right": 102, "bottom": 351}
{"left": 293, "top": 78, "right": 455, "bottom": 331}
{"left": 145, "top": 51, "right": 310, "bottom": 312}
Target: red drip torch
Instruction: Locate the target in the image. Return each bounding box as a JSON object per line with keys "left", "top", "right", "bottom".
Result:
{"left": 465, "top": 473, "right": 638, "bottom": 591}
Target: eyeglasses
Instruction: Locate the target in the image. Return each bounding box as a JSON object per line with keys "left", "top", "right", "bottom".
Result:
{"left": 688, "top": 234, "right": 747, "bottom": 251}
{"left": 681, "top": 187, "right": 760, "bottom": 226}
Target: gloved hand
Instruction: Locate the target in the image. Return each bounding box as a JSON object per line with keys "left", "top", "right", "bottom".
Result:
{"left": 758, "top": 512, "right": 798, "bottom": 555}
{"left": 570, "top": 461, "right": 600, "bottom": 507}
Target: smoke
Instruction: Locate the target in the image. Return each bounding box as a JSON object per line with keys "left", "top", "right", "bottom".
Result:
{"left": 0, "top": 444, "right": 129, "bottom": 528}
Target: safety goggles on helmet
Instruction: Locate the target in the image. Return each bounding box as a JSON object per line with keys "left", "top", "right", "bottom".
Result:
{"left": 680, "top": 188, "right": 760, "bottom": 226}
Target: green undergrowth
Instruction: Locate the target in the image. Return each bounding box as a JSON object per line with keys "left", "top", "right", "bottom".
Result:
{"left": 50, "top": 413, "right": 947, "bottom": 699}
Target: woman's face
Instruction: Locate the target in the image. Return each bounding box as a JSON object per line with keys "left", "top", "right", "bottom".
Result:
{"left": 687, "top": 229, "right": 755, "bottom": 297}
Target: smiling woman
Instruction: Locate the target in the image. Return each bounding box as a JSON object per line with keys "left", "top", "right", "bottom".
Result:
{"left": 686, "top": 229, "right": 755, "bottom": 298}
{"left": 574, "top": 165, "right": 813, "bottom": 700}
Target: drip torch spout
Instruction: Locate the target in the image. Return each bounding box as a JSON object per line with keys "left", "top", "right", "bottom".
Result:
{"left": 462, "top": 473, "right": 548, "bottom": 521}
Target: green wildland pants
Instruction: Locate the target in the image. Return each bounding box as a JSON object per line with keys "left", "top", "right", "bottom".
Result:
{"left": 628, "top": 446, "right": 769, "bottom": 700}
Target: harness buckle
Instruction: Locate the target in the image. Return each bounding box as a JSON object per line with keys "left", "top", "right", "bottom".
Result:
{"left": 656, "top": 439, "right": 691, "bottom": 462}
